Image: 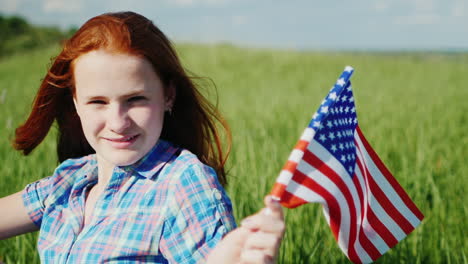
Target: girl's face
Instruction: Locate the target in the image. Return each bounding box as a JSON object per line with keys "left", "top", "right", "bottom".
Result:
{"left": 73, "top": 50, "right": 173, "bottom": 167}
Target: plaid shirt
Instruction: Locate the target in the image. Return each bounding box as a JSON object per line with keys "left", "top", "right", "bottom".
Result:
{"left": 22, "top": 140, "right": 236, "bottom": 263}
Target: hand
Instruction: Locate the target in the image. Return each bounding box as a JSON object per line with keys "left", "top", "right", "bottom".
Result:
{"left": 207, "top": 195, "right": 285, "bottom": 264}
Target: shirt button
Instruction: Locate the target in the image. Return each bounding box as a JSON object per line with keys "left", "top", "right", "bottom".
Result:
{"left": 212, "top": 189, "right": 222, "bottom": 200}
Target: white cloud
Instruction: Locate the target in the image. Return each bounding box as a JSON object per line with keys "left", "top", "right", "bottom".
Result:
{"left": 0, "top": 0, "right": 21, "bottom": 13}
{"left": 43, "top": 0, "right": 83, "bottom": 13}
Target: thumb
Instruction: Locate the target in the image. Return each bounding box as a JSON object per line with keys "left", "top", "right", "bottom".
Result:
{"left": 206, "top": 227, "right": 251, "bottom": 264}
{"left": 263, "top": 195, "right": 284, "bottom": 219}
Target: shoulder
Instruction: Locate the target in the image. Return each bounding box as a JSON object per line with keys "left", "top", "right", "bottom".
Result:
{"left": 161, "top": 149, "right": 220, "bottom": 190}
{"left": 52, "top": 155, "right": 96, "bottom": 183}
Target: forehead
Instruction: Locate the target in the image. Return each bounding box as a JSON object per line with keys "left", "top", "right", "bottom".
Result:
{"left": 73, "top": 50, "right": 163, "bottom": 97}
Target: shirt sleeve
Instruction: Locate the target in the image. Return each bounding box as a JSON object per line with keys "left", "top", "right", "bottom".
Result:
{"left": 160, "top": 163, "right": 237, "bottom": 264}
{"left": 21, "top": 175, "right": 55, "bottom": 227}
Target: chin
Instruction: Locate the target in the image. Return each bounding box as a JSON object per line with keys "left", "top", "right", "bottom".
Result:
{"left": 106, "top": 153, "right": 144, "bottom": 167}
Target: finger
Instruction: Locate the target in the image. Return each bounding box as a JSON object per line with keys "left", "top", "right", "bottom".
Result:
{"left": 239, "top": 249, "right": 274, "bottom": 264}
{"left": 207, "top": 227, "right": 251, "bottom": 264}
{"left": 243, "top": 231, "right": 280, "bottom": 256}
{"left": 241, "top": 213, "right": 285, "bottom": 235}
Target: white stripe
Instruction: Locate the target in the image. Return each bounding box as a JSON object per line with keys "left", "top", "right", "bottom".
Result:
{"left": 285, "top": 180, "right": 324, "bottom": 203}
{"left": 352, "top": 164, "right": 375, "bottom": 262}
{"left": 277, "top": 170, "right": 293, "bottom": 185}
{"left": 354, "top": 133, "right": 421, "bottom": 228}
{"left": 353, "top": 240, "right": 373, "bottom": 264}
{"left": 309, "top": 140, "right": 370, "bottom": 261}
{"left": 355, "top": 147, "right": 391, "bottom": 254}
{"left": 361, "top": 216, "right": 390, "bottom": 254}
{"left": 368, "top": 191, "right": 406, "bottom": 241}
{"left": 295, "top": 149, "right": 352, "bottom": 256}
{"left": 289, "top": 149, "right": 304, "bottom": 163}
{"left": 300, "top": 127, "right": 316, "bottom": 142}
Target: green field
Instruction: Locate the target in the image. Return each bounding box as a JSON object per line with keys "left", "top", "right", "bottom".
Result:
{"left": 0, "top": 44, "right": 467, "bottom": 263}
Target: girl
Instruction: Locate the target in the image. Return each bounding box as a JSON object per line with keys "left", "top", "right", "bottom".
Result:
{"left": 0, "top": 12, "right": 284, "bottom": 263}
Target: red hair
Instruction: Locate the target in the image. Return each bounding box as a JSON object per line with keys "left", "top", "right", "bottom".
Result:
{"left": 14, "top": 12, "right": 231, "bottom": 185}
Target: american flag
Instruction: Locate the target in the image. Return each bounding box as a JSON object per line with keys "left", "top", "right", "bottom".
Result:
{"left": 271, "top": 66, "right": 424, "bottom": 263}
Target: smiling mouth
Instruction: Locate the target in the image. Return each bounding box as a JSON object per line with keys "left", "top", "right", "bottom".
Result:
{"left": 105, "top": 134, "right": 139, "bottom": 142}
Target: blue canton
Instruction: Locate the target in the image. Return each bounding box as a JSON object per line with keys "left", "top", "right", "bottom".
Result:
{"left": 307, "top": 66, "right": 358, "bottom": 177}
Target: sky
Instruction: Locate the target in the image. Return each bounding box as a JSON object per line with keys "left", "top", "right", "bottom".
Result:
{"left": 1, "top": 0, "right": 467, "bottom": 51}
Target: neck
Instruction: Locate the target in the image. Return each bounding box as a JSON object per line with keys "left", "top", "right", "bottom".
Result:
{"left": 96, "top": 156, "right": 115, "bottom": 188}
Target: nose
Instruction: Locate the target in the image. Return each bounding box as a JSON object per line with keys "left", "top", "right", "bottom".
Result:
{"left": 107, "top": 103, "right": 131, "bottom": 134}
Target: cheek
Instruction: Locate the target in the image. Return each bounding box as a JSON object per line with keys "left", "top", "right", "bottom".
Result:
{"left": 79, "top": 111, "right": 105, "bottom": 137}
{"left": 130, "top": 106, "right": 165, "bottom": 133}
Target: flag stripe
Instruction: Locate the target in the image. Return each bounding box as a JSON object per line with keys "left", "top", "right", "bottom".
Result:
{"left": 353, "top": 162, "right": 390, "bottom": 257}
{"left": 306, "top": 141, "right": 362, "bottom": 261}
{"left": 355, "top": 132, "right": 421, "bottom": 232}
{"left": 356, "top": 127, "right": 424, "bottom": 221}
{"left": 354, "top": 143, "right": 408, "bottom": 246}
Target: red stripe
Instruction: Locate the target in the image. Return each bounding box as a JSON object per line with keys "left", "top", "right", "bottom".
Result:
{"left": 278, "top": 189, "right": 309, "bottom": 209}
{"left": 366, "top": 173, "right": 414, "bottom": 234}
{"left": 355, "top": 153, "right": 399, "bottom": 246}
{"left": 354, "top": 132, "right": 416, "bottom": 235}
{"left": 366, "top": 206, "right": 398, "bottom": 247}
{"left": 358, "top": 227, "right": 381, "bottom": 261}
{"left": 295, "top": 139, "right": 310, "bottom": 151}
{"left": 283, "top": 160, "right": 298, "bottom": 173}
{"left": 354, "top": 151, "right": 385, "bottom": 260}
{"left": 301, "top": 149, "right": 360, "bottom": 262}
{"left": 290, "top": 169, "right": 342, "bottom": 241}
{"left": 356, "top": 126, "right": 424, "bottom": 221}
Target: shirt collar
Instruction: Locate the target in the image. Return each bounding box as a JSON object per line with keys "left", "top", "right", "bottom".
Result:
{"left": 121, "top": 139, "right": 180, "bottom": 179}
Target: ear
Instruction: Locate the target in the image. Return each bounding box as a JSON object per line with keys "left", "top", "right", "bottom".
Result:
{"left": 165, "top": 84, "right": 176, "bottom": 110}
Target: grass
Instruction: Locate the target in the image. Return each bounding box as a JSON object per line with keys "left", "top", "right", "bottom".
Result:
{"left": 0, "top": 44, "right": 467, "bottom": 263}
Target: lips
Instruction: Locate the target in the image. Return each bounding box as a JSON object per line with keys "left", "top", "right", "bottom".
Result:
{"left": 105, "top": 135, "right": 139, "bottom": 142}
{"left": 103, "top": 134, "right": 139, "bottom": 149}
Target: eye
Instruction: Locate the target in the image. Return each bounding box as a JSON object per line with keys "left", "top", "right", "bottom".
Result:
{"left": 128, "top": 96, "right": 147, "bottom": 103}
{"left": 88, "top": 100, "right": 106, "bottom": 105}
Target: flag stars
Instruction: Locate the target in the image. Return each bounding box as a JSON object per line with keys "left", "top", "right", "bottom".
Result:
{"left": 345, "top": 107, "right": 349, "bottom": 113}
{"left": 341, "top": 155, "right": 347, "bottom": 162}
{"left": 351, "top": 107, "right": 356, "bottom": 113}
{"left": 339, "top": 143, "right": 344, "bottom": 151}
{"left": 321, "top": 106, "right": 329, "bottom": 113}
{"left": 349, "top": 96, "right": 354, "bottom": 103}
{"left": 328, "top": 132, "right": 335, "bottom": 140}
{"left": 319, "top": 134, "right": 327, "bottom": 142}
{"left": 347, "top": 86, "right": 352, "bottom": 92}
{"left": 327, "top": 121, "right": 333, "bottom": 128}
{"left": 329, "top": 92, "right": 337, "bottom": 100}
{"left": 337, "top": 78, "right": 346, "bottom": 86}
{"left": 313, "top": 121, "right": 321, "bottom": 128}
{"left": 331, "top": 144, "right": 337, "bottom": 152}
{"left": 341, "top": 95, "right": 347, "bottom": 102}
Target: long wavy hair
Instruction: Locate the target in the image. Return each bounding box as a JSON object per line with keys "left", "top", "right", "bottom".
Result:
{"left": 13, "top": 11, "right": 231, "bottom": 185}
